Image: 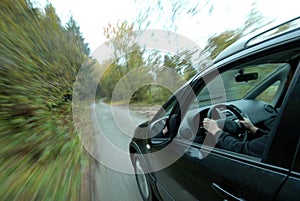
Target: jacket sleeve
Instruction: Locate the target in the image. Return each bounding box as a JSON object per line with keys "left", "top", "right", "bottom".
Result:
{"left": 215, "top": 130, "right": 268, "bottom": 157}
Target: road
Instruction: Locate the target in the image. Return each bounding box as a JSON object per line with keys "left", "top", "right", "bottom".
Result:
{"left": 89, "top": 101, "right": 148, "bottom": 201}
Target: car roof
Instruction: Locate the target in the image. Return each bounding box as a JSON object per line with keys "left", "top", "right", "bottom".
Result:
{"left": 214, "top": 16, "right": 300, "bottom": 63}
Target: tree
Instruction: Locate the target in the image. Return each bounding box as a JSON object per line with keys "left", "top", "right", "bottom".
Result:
{"left": 163, "top": 52, "right": 197, "bottom": 80}
{"left": 204, "top": 30, "right": 243, "bottom": 60}
{"left": 66, "top": 16, "right": 90, "bottom": 55}
{"left": 134, "top": 0, "right": 211, "bottom": 30}
{"left": 100, "top": 21, "right": 147, "bottom": 101}
{"left": 0, "top": 1, "right": 89, "bottom": 200}
{"left": 203, "top": 3, "right": 275, "bottom": 61}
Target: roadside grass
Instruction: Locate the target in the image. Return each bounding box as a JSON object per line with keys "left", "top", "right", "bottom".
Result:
{"left": 0, "top": 101, "right": 87, "bottom": 200}
{"left": 0, "top": 146, "right": 82, "bottom": 200}
{"left": 0, "top": 1, "right": 90, "bottom": 200}
{"left": 129, "top": 102, "right": 162, "bottom": 118}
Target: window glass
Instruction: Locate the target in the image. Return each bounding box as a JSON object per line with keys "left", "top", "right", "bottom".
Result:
{"left": 163, "top": 99, "right": 177, "bottom": 117}
{"left": 153, "top": 96, "right": 177, "bottom": 120}
{"left": 192, "top": 63, "right": 284, "bottom": 108}
{"left": 184, "top": 62, "right": 287, "bottom": 159}
{"left": 256, "top": 80, "right": 280, "bottom": 103}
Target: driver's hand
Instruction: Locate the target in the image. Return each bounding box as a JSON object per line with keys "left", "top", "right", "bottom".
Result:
{"left": 239, "top": 118, "right": 258, "bottom": 134}
{"left": 162, "top": 126, "right": 168, "bottom": 135}
{"left": 203, "top": 118, "right": 221, "bottom": 135}
{"left": 239, "top": 118, "right": 253, "bottom": 129}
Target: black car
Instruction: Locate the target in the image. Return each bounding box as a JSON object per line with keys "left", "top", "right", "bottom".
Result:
{"left": 129, "top": 17, "right": 300, "bottom": 201}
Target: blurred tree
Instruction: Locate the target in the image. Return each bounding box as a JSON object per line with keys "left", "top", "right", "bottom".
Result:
{"left": 133, "top": 0, "right": 205, "bottom": 88}
{"left": 163, "top": 52, "right": 197, "bottom": 80}
{"left": 134, "top": 0, "right": 210, "bottom": 30}
{"left": 103, "top": 21, "right": 136, "bottom": 68}
{"left": 183, "top": 65, "right": 197, "bottom": 81}
{"left": 0, "top": 0, "right": 90, "bottom": 200}
{"left": 204, "top": 30, "right": 243, "bottom": 60}
{"left": 100, "top": 21, "right": 147, "bottom": 101}
{"left": 66, "top": 16, "right": 90, "bottom": 55}
{"left": 203, "top": 4, "right": 275, "bottom": 60}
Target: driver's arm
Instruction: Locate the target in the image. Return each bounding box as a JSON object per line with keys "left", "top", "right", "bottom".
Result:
{"left": 203, "top": 118, "right": 268, "bottom": 157}
{"left": 239, "top": 118, "right": 258, "bottom": 134}
{"left": 203, "top": 118, "right": 221, "bottom": 135}
{"left": 216, "top": 132, "right": 268, "bottom": 157}
{"left": 240, "top": 118, "right": 269, "bottom": 137}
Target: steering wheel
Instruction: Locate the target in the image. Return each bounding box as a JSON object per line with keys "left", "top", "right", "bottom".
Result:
{"left": 207, "top": 104, "right": 248, "bottom": 141}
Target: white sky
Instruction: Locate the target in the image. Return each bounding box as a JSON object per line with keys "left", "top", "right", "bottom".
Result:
{"left": 33, "top": 0, "right": 299, "bottom": 52}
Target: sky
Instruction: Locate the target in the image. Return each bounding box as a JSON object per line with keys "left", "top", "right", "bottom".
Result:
{"left": 32, "top": 0, "right": 299, "bottom": 52}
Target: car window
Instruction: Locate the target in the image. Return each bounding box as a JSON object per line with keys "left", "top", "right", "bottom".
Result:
{"left": 183, "top": 61, "right": 291, "bottom": 160}
{"left": 164, "top": 99, "right": 177, "bottom": 117}
{"left": 191, "top": 63, "right": 284, "bottom": 109}
{"left": 153, "top": 96, "right": 177, "bottom": 120}
{"left": 256, "top": 80, "right": 280, "bottom": 103}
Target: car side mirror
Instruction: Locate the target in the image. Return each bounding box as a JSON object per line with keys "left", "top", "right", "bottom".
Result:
{"left": 149, "top": 117, "right": 168, "bottom": 138}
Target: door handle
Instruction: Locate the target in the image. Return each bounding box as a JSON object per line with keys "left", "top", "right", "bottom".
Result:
{"left": 212, "top": 183, "right": 247, "bottom": 201}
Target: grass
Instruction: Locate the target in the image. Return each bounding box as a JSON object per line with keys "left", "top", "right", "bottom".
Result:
{"left": 0, "top": 1, "right": 90, "bottom": 200}
{"left": 0, "top": 148, "right": 82, "bottom": 200}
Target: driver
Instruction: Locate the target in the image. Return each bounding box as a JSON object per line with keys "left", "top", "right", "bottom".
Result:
{"left": 203, "top": 117, "right": 275, "bottom": 157}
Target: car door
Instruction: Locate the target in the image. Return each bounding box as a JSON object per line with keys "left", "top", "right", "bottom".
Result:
{"left": 276, "top": 142, "right": 300, "bottom": 201}
{"left": 180, "top": 61, "right": 300, "bottom": 201}
{"left": 272, "top": 70, "right": 300, "bottom": 201}
{"left": 147, "top": 84, "right": 199, "bottom": 201}
{"left": 155, "top": 115, "right": 291, "bottom": 201}
{"left": 150, "top": 51, "right": 300, "bottom": 200}
{"left": 275, "top": 137, "right": 300, "bottom": 201}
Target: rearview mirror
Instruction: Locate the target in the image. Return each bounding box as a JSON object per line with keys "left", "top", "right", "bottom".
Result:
{"left": 235, "top": 72, "right": 258, "bottom": 82}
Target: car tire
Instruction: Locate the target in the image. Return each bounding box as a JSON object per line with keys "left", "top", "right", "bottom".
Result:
{"left": 133, "top": 154, "right": 156, "bottom": 201}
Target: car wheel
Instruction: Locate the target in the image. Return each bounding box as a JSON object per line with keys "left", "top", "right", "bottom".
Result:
{"left": 133, "top": 154, "right": 155, "bottom": 201}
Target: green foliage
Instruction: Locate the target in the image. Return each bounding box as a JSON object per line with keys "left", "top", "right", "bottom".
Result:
{"left": 204, "top": 30, "right": 243, "bottom": 60}
{"left": 66, "top": 16, "right": 90, "bottom": 55}
{"left": 100, "top": 21, "right": 147, "bottom": 101}
{"left": 99, "top": 21, "right": 197, "bottom": 103}
{"left": 99, "top": 61, "right": 122, "bottom": 100}
{"left": 163, "top": 53, "right": 197, "bottom": 80}
{"left": 0, "top": 0, "right": 89, "bottom": 200}
{"left": 204, "top": 5, "right": 275, "bottom": 60}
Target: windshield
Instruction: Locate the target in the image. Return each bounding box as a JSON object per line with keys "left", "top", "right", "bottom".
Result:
{"left": 193, "top": 63, "right": 285, "bottom": 108}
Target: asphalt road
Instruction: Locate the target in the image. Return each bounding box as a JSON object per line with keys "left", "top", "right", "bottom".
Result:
{"left": 90, "top": 102, "right": 148, "bottom": 201}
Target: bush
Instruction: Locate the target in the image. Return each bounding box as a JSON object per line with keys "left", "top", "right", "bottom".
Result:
{"left": 0, "top": 0, "right": 89, "bottom": 200}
